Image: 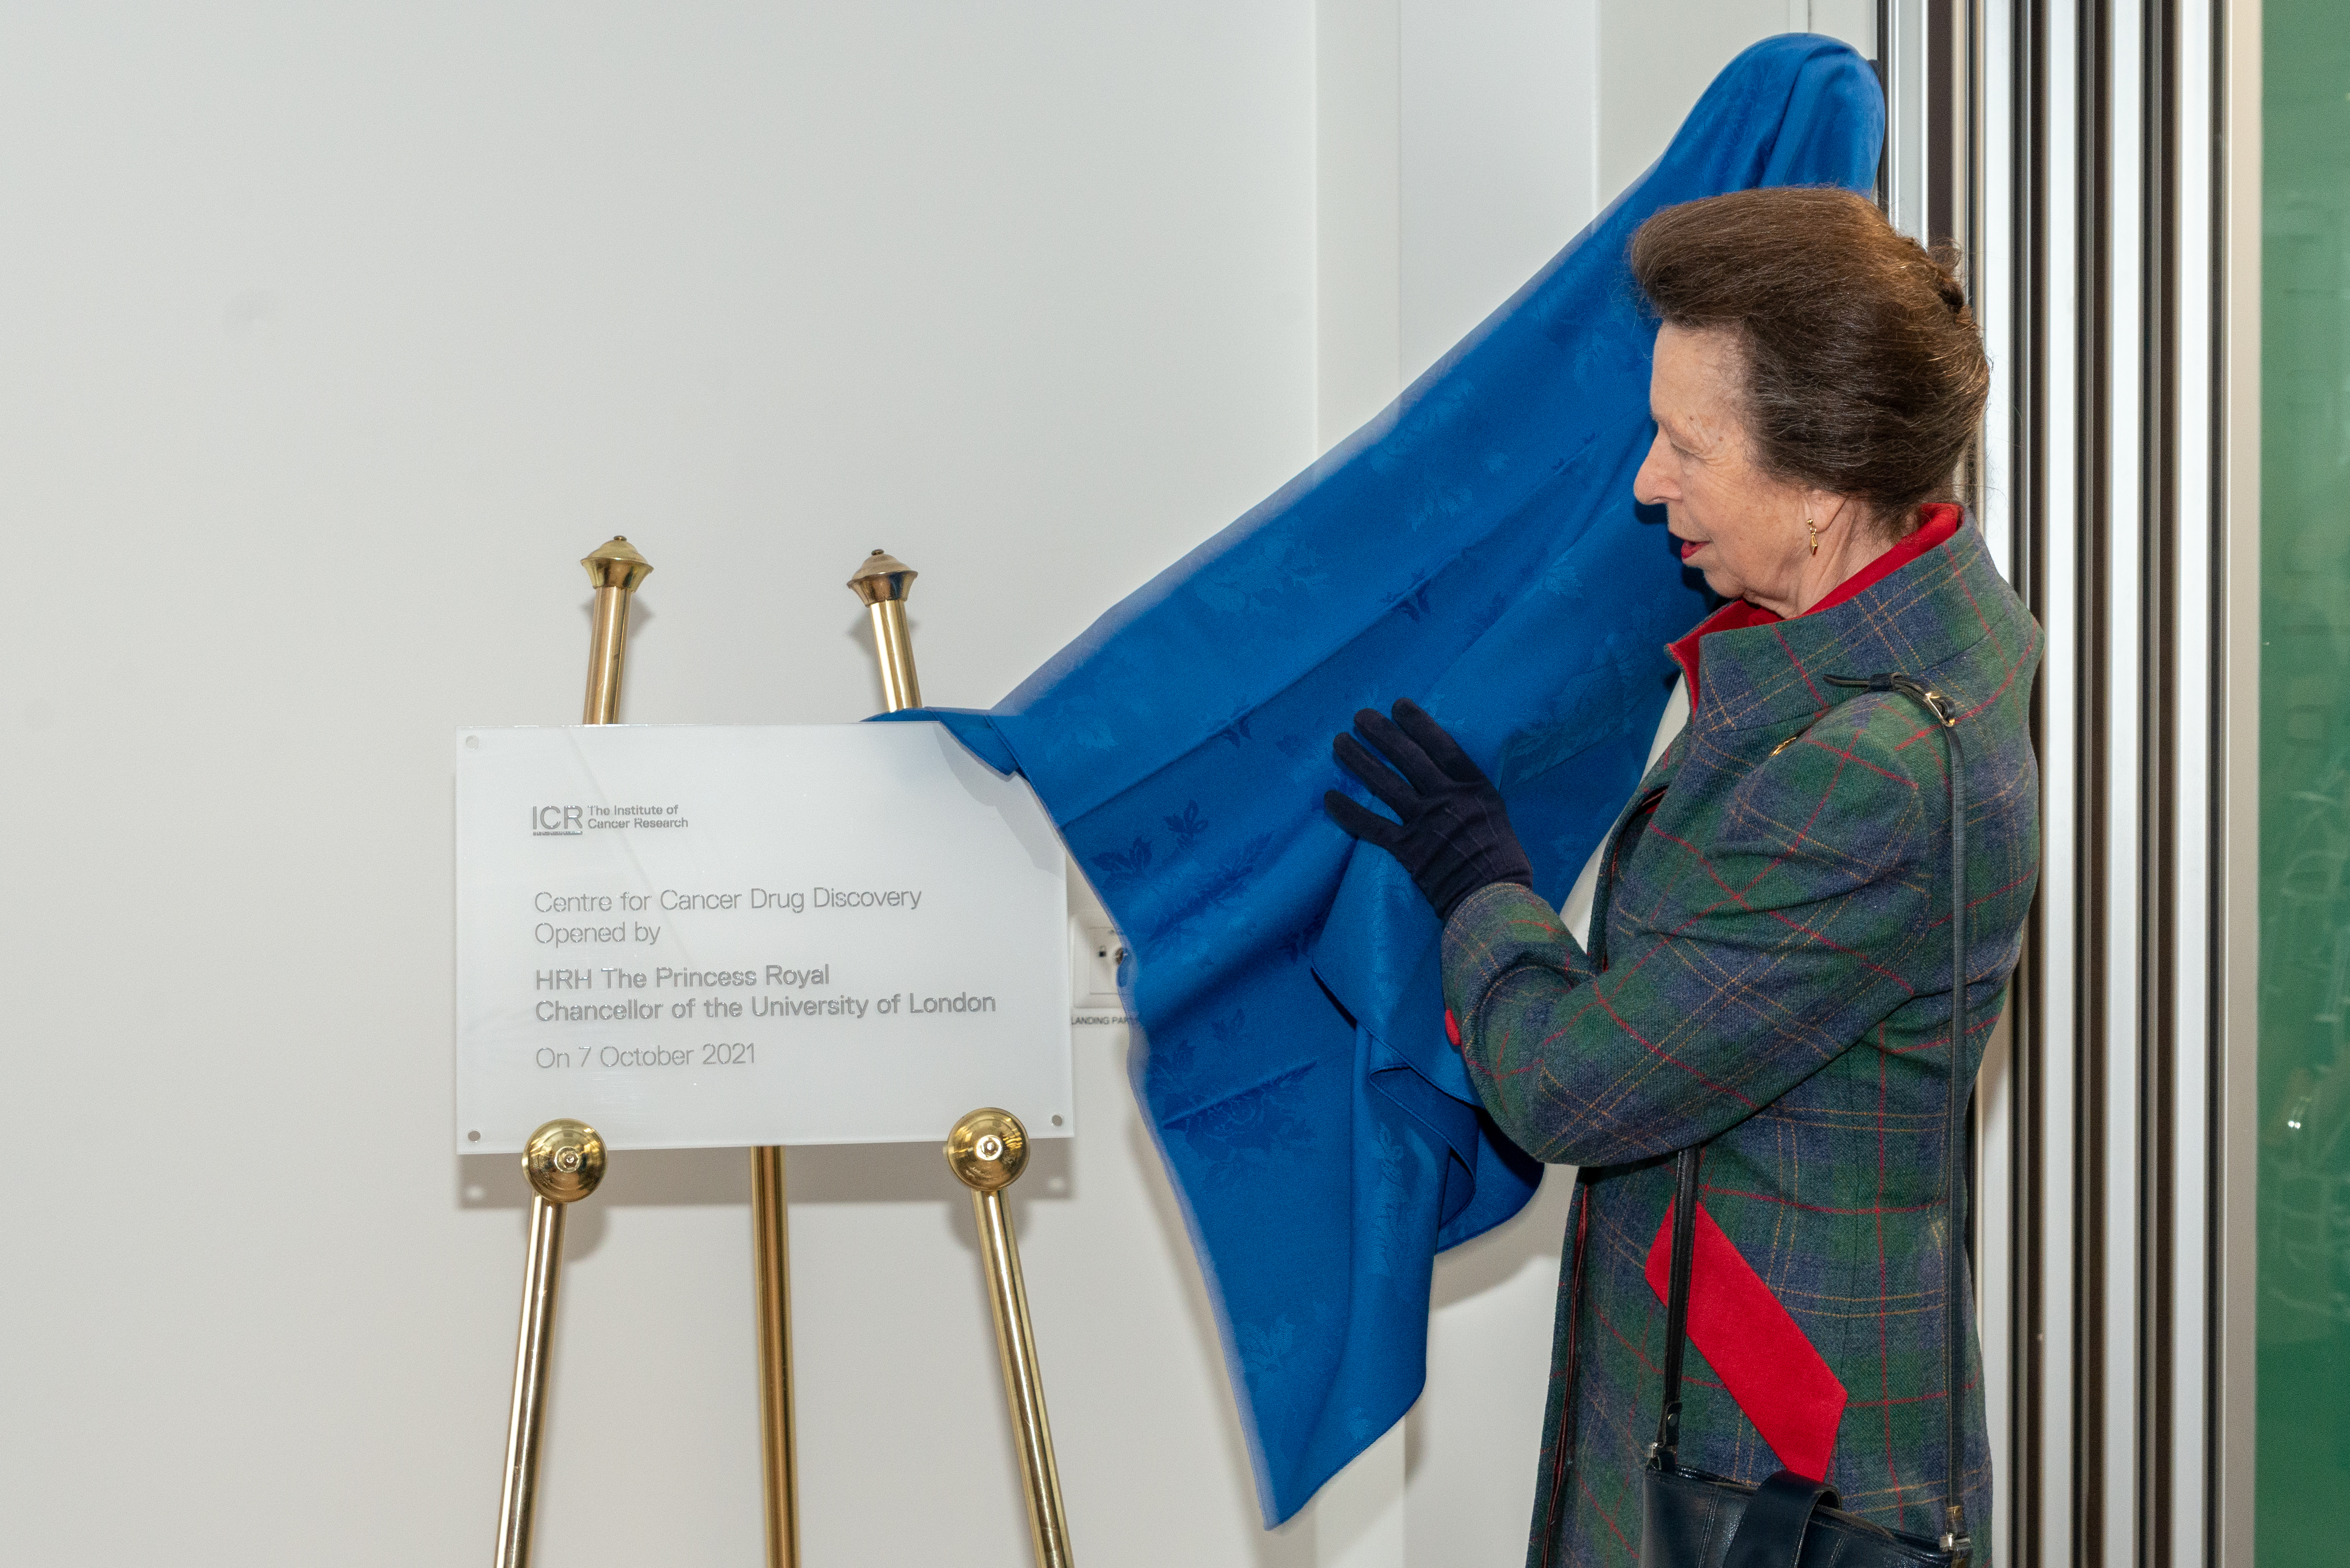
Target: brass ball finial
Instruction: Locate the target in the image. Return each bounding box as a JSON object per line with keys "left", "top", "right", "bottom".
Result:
{"left": 522, "top": 1118, "right": 607, "bottom": 1203}
{"left": 945, "top": 1107, "right": 1029, "bottom": 1194}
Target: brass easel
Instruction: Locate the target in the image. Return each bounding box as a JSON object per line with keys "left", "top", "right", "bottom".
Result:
{"left": 846, "top": 549, "right": 1073, "bottom": 1568}
{"left": 491, "top": 536, "right": 649, "bottom": 1568}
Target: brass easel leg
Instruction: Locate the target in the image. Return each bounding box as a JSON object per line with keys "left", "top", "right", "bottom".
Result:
{"left": 848, "top": 555, "right": 1071, "bottom": 1563}
{"left": 751, "top": 1147, "right": 800, "bottom": 1567}
{"left": 493, "top": 1122, "right": 607, "bottom": 1568}
{"left": 488, "top": 540, "right": 647, "bottom": 1566}
{"left": 495, "top": 1196, "right": 565, "bottom": 1568}
{"left": 736, "top": 544, "right": 928, "bottom": 1564}
{"left": 948, "top": 1110, "right": 1074, "bottom": 1568}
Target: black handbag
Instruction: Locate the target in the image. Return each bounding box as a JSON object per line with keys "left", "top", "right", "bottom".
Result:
{"left": 1637, "top": 674, "right": 1976, "bottom": 1568}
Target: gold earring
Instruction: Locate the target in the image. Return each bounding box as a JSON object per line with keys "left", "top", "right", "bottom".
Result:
{"left": 1807, "top": 518, "right": 1819, "bottom": 556}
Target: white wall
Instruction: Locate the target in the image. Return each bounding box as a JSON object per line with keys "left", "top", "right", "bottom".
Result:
{"left": 1, "top": 7, "right": 1315, "bottom": 1564}
{"left": 0, "top": 5, "right": 1867, "bottom": 1565}
{"left": 1600, "top": 0, "right": 1876, "bottom": 195}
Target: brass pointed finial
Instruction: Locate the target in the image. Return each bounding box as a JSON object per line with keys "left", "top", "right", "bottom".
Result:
{"left": 579, "top": 537, "right": 651, "bottom": 723}
{"left": 847, "top": 548, "right": 916, "bottom": 607}
{"left": 849, "top": 548, "right": 923, "bottom": 710}
{"left": 582, "top": 535, "right": 653, "bottom": 594}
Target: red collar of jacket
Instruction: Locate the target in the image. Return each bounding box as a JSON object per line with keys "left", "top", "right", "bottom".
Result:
{"left": 1666, "top": 503, "right": 1963, "bottom": 708}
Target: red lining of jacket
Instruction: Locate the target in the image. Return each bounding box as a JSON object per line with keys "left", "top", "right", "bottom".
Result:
{"left": 1667, "top": 503, "right": 1963, "bottom": 708}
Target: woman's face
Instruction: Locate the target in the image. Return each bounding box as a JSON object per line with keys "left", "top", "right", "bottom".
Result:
{"left": 1634, "top": 322, "right": 1854, "bottom": 617}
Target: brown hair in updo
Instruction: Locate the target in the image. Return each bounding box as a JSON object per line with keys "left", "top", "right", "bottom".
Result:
{"left": 1628, "top": 186, "right": 1987, "bottom": 541}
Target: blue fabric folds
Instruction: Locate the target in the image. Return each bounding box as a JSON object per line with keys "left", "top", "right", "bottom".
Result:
{"left": 882, "top": 36, "right": 1883, "bottom": 1523}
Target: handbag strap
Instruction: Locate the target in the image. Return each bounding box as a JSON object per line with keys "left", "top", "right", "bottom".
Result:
{"left": 1722, "top": 1471, "right": 1844, "bottom": 1568}
{"left": 1649, "top": 673, "right": 1972, "bottom": 1560}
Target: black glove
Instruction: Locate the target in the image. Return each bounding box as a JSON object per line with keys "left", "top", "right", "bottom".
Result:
{"left": 1323, "top": 698, "right": 1533, "bottom": 921}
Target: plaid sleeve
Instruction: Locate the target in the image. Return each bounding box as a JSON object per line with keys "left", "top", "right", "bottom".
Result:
{"left": 1441, "top": 708, "right": 1932, "bottom": 1166}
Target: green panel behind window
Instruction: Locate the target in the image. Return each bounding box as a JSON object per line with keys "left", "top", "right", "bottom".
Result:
{"left": 2260, "top": 3, "right": 2350, "bottom": 1560}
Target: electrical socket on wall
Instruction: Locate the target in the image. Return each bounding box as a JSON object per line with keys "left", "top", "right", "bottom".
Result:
{"left": 1072, "top": 918, "right": 1127, "bottom": 1010}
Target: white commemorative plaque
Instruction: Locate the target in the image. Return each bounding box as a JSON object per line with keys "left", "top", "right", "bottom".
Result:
{"left": 454, "top": 723, "right": 1071, "bottom": 1153}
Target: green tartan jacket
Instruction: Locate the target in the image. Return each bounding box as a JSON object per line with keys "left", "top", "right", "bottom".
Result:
{"left": 1442, "top": 520, "right": 2039, "bottom": 1568}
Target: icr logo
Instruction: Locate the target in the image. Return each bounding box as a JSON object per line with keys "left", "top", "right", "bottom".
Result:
{"left": 532, "top": 806, "right": 584, "bottom": 836}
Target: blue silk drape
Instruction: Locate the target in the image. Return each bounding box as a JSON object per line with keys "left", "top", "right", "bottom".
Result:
{"left": 883, "top": 36, "right": 1885, "bottom": 1523}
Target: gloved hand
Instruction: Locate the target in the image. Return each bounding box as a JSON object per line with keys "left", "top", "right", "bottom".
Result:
{"left": 1323, "top": 698, "right": 1533, "bottom": 922}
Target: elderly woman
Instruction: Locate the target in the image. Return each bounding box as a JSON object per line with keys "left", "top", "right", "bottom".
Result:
{"left": 1327, "top": 187, "right": 2037, "bottom": 1566}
